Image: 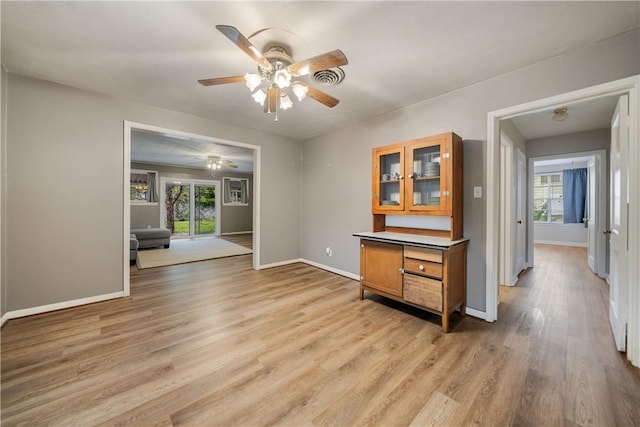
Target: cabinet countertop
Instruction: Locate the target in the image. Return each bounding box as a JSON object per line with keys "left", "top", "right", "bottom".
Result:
{"left": 353, "top": 231, "right": 469, "bottom": 249}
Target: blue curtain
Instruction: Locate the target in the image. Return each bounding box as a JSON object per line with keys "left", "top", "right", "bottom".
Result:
{"left": 563, "top": 168, "right": 587, "bottom": 224}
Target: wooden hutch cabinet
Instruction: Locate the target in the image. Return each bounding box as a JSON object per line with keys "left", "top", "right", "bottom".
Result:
{"left": 356, "top": 131, "right": 467, "bottom": 333}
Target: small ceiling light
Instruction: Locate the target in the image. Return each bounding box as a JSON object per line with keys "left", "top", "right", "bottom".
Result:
{"left": 280, "top": 94, "right": 293, "bottom": 110}
{"left": 292, "top": 82, "right": 308, "bottom": 102}
{"left": 252, "top": 89, "right": 267, "bottom": 105}
{"left": 552, "top": 107, "right": 569, "bottom": 122}
{"left": 244, "top": 73, "right": 263, "bottom": 92}
{"left": 273, "top": 68, "right": 292, "bottom": 89}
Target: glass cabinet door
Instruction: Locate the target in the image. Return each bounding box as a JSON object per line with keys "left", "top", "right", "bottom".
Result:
{"left": 373, "top": 147, "right": 404, "bottom": 212}
{"left": 406, "top": 136, "right": 451, "bottom": 213}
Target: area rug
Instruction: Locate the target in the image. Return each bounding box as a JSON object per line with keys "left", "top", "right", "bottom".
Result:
{"left": 136, "top": 237, "right": 252, "bottom": 269}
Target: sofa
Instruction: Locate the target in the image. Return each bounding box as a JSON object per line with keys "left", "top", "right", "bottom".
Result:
{"left": 130, "top": 234, "right": 139, "bottom": 263}
{"left": 130, "top": 227, "right": 171, "bottom": 263}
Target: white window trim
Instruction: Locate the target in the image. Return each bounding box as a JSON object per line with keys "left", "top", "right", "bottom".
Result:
{"left": 533, "top": 172, "right": 563, "bottom": 223}
{"left": 130, "top": 168, "right": 159, "bottom": 206}
{"left": 223, "top": 177, "right": 250, "bottom": 206}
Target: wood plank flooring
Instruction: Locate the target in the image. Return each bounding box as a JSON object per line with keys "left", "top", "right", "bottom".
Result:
{"left": 2, "top": 243, "right": 639, "bottom": 426}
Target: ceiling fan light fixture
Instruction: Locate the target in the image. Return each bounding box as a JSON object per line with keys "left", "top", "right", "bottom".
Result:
{"left": 244, "top": 73, "right": 263, "bottom": 92}
{"left": 280, "top": 93, "right": 293, "bottom": 110}
{"left": 292, "top": 82, "right": 308, "bottom": 101}
{"left": 252, "top": 89, "right": 267, "bottom": 105}
{"left": 201, "top": 25, "right": 349, "bottom": 121}
{"left": 552, "top": 107, "right": 569, "bottom": 122}
{"left": 273, "top": 68, "right": 292, "bottom": 89}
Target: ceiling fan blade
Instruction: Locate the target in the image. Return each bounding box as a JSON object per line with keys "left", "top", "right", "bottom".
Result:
{"left": 216, "top": 25, "right": 273, "bottom": 71}
{"left": 288, "top": 49, "right": 348, "bottom": 76}
{"left": 197, "top": 75, "right": 245, "bottom": 86}
{"left": 307, "top": 85, "right": 340, "bottom": 108}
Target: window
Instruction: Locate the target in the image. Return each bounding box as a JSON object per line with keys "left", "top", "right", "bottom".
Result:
{"left": 223, "top": 177, "right": 249, "bottom": 206}
{"left": 533, "top": 172, "right": 563, "bottom": 222}
{"left": 130, "top": 169, "right": 158, "bottom": 204}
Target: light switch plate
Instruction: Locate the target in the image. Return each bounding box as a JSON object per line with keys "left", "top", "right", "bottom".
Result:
{"left": 474, "top": 186, "right": 482, "bottom": 198}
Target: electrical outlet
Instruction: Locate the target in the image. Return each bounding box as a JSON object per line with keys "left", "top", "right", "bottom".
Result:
{"left": 474, "top": 186, "right": 482, "bottom": 198}
{"left": 325, "top": 247, "right": 333, "bottom": 256}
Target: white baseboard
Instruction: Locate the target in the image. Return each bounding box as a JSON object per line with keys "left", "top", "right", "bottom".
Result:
{"left": 258, "top": 258, "right": 302, "bottom": 270}
{"left": 1, "top": 312, "right": 9, "bottom": 327}
{"left": 534, "top": 240, "right": 587, "bottom": 248}
{"left": 259, "top": 258, "right": 359, "bottom": 281}
{"left": 466, "top": 307, "right": 489, "bottom": 321}
{"left": 2, "top": 292, "right": 124, "bottom": 322}
{"left": 299, "top": 258, "right": 360, "bottom": 281}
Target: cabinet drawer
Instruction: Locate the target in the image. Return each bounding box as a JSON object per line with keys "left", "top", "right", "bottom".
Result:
{"left": 404, "top": 258, "right": 442, "bottom": 279}
{"left": 404, "top": 247, "right": 442, "bottom": 263}
{"left": 403, "top": 274, "right": 442, "bottom": 311}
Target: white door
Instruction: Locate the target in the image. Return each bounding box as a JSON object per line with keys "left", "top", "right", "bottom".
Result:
{"left": 587, "top": 158, "right": 596, "bottom": 273}
{"left": 609, "top": 94, "right": 629, "bottom": 352}
{"left": 515, "top": 149, "right": 526, "bottom": 274}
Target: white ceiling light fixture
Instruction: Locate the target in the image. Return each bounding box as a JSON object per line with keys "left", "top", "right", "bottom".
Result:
{"left": 199, "top": 25, "right": 348, "bottom": 122}
{"left": 273, "top": 68, "right": 292, "bottom": 89}
{"left": 244, "top": 73, "right": 263, "bottom": 91}
{"left": 206, "top": 155, "right": 237, "bottom": 176}
{"left": 552, "top": 107, "right": 569, "bottom": 121}
{"left": 206, "top": 156, "right": 223, "bottom": 177}
{"left": 292, "top": 82, "right": 308, "bottom": 102}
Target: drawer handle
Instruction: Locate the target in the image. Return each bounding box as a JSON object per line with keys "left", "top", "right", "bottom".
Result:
{"left": 419, "top": 264, "right": 425, "bottom": 271}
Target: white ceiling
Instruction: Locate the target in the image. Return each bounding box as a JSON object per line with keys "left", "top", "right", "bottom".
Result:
{"left": 510, "top": 95, "right": 621, "bottom": 141}
{"left": 131, "top": 129, "right": 255, "bottom": 173}
{"left": 3, "top": 1, "right": 639, "bottom": 146}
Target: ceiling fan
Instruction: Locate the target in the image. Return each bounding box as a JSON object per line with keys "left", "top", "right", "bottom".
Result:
{"left": 198, "top": 25, "right": 348, "bottom": 119}
{"left": 206, "top": 156, "right": 237, "bottom": 170}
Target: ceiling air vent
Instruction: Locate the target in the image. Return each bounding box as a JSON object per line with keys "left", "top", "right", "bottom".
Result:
{"left": 313, "top": 67, "right": 345, "bottom": 86}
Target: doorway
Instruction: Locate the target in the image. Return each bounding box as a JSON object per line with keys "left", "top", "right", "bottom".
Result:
{"left": 499, "top": 132, "right": 527, "bottom": 287}
{"left": 527, "top": 151, "right": 605, "bottom": 276}
{"left": 486, "top": 75, "right": 640, "bottom": 367}
{"left": 123, "top": 121, "right": 261, "bottom": 297}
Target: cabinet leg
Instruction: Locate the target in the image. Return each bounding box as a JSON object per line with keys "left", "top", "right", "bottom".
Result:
{"left": 460, "top": 302, "right": 466, "bottom": 317}
{"left": 359, "top": 286, "right": 364, "bottom": 300}
{"left": 442, "top": 313, "right": 449, "bottom": 333}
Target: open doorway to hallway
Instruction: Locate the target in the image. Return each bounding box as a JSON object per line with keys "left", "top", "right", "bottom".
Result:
{"left": 487, "top": 76, "right": 640, "bottom": 366}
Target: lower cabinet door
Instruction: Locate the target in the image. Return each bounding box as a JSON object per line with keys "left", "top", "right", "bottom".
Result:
{"left": 403, "top": 274, "right": 442, "bottom": 311}
{"left": 361, "top": 240, "right": 403, "bottom": 297}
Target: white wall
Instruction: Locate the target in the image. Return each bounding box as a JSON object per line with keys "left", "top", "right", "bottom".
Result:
{"left": 300, "top": 29, "right": 640, "bottom": 312}
{"left": 4, "top": 73, "right": 301, "bottom": 311}
{"left": 534, "top": 223, "right": 587, "bottom": 247}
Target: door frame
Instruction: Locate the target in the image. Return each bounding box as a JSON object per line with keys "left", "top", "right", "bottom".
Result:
{"left": 499, "top": 132, "right": 515, "bottom": 286}
{"left": 159, "top": 177, "right": 221, "bottom": 238}
{"left": 123, "top": 121, "right": 261, "bottom": 297}
{"left": 486, "top": 75, "right": 640, "bottom": 367}
{"left": 515, "top": 148, "right": 527, "bottom": 276}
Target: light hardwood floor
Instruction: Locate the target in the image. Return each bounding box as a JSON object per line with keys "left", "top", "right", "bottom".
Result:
{"left": 1, "top": 244, "right": 639, "bottom": 426}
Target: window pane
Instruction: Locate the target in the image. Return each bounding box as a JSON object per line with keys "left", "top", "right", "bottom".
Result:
{"left": 130, "top": 173, "right": 148, "bottom": 201}
{"left": 533, "top": 198, "right": 548, "bottom": 221}
{"left": 550, "top": 198, "right": 563, "bottom": 222}
{"left": 551, "top": 180, "right": 563, "bottom": 199}
{"left": 533, "top": 175, "right": 548, "bottom": 198}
